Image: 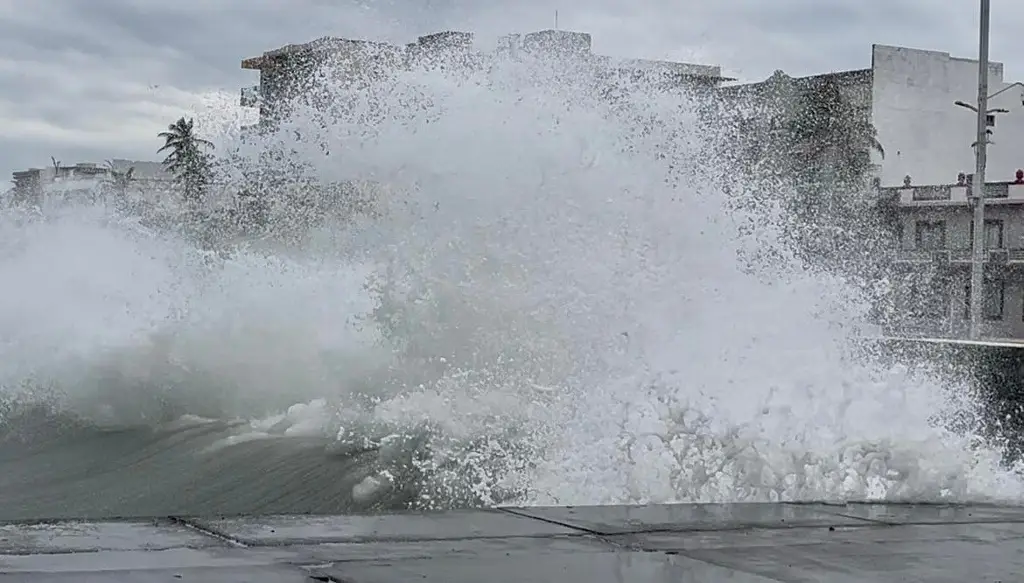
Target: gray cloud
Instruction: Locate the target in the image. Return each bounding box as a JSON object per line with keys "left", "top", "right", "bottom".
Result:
{"left": 2, "top": 0, "right": 1023, "bottom": 182}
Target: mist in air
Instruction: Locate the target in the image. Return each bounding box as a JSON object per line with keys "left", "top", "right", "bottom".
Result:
{"left": 1, "top": 5, "right": 1022, "bottom": 520}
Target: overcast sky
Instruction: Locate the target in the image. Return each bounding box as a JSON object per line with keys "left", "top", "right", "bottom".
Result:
{"left": 2, "top": 0, "right": 1023, "bottom": 183}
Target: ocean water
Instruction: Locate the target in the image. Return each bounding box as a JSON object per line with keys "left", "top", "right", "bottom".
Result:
{"left": 1, "top": 50, "right": 1023, "bottom": 522}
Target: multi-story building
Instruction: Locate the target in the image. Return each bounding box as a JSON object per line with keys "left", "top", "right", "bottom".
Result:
{"left": 717, "top": 44, "right": 1024, "bottom": 184}
{"left": 885, "top": 178, "right": 1024, "bottom": 339}
{"left": 238, "top": 29, "right": 731, "bottom": 131}
{"left": 9, "top": 159, "right": 174, "bottom": 206}
{"left": 237, "top": 34, "right": 1024, "bottom": 339}
{"left": 720, "top": 44, "right": 1024, "bottom": 341}
{"left": 240, "top": 35, "right": 406, "bottom": 131}
{"left": 11, "top": 162, "right": 109, "bottom": 205}
{"left": 875, "top": 47, "right": 1024, "bottom": 340}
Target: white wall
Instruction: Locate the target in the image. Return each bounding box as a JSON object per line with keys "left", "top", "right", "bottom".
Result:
{"left": 871, "top": 44, "right": 1024, "bottom": 187}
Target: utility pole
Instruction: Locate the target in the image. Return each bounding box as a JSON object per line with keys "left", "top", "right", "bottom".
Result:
{"left": 968, "top": 0, "right": 991, "bottom": 339}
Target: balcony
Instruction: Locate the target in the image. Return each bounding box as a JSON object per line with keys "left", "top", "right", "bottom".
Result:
{"left": 895, "top": 249, "right": 966, "bottom": 264}
{"left": 240, "top": 86, "right": 259, "bottom": 107}
{"left": 894, "top": 248, "right": 1024, "bottom": 264}
{"left": 890, "top": 182, "right": 1024, "bottom": 206}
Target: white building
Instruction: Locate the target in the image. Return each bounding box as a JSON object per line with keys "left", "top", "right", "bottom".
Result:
{"left": 871, "top": 44, "right": 1024, "bottom": 188}
{"left": 9, "top": 159, "right": 175, "bottom": 206}
{"left": 869, "top": 46, "right": 1024, "bottom": 340}
{"left": 723, "top": 44, "right": 1024, "bottom": 188}
{"left": 723, "top": 44, "right": 1024, "bottom": 340}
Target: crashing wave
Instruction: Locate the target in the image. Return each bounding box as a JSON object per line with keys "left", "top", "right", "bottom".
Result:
{"left": 0, "top": 43, "right": 1022, "bottom": 521}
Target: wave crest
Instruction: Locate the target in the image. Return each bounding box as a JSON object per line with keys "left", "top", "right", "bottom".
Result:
{"left": 1, "top": 50, "right": 1023, "bottom": 520}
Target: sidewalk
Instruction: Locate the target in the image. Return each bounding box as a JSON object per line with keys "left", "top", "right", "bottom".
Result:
{"left": 2, "top": 502, "right": 1022, "bottom": 581}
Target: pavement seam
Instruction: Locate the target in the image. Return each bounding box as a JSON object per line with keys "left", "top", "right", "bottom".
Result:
{"left": 825, "top": 512, "right": 901, "bottom": 526}
{"left": 167, "top": 516, "right": 249, "bottom": 548}
{"left": 495, "top": 507, "right": 607, "bottom": 537}
{"left": 780, "top": 503, "right": 895, "bottom": 527}
{"left": 497, "top": 506, "right": 895, "bottom": 535}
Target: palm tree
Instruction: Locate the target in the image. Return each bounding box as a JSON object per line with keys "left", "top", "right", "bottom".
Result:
{"left": 157, "top": 117, "right": 214, "bottom": 204}
{"left": 787, "top": 77, "right": 884, "bottom": 187}
{"left": 769, "top": 75, "right": 892, "bottom": 276}
{"left": 104, "top": 159, "right": 135, "bottom": 199}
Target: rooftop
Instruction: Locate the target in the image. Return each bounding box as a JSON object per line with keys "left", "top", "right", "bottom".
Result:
{"left": 11, "top": 160, "right": 172, "bottom": 189}
{"left": 240, "top": 29, "right": 730, "bottom": 82}
{"left": 241, "top": 36, "right": 401, "bottom": 70}
{"left": 718, "top": 68, "right": 873, "bottom": 97}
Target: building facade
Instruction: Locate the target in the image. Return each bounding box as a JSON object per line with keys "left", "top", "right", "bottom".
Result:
{"left": 719, "top": 44, "right": 1024, "bottom": 188}
{"left": 720, "top": 44, "right": 1024, "bottom": 341}
{"left": 876, "top": 46, "right": 1024, "bottom": 340}
{"left": 238, "top": 29, "right": 730, "bottom": 131}
{"left": 872, "top": 45, "right": 1024, "bottom": 188}
{"left": 9, "top": 159, "right": 174, "bottom": 206}
{"left": 236, "top": 35, "right": 1024, "bottom": 339}
{"left": 11, "top": 162, "right": 107, "bottom": 205}
{"left": 885, "top": 179, "right": 1024, "bottom": 340}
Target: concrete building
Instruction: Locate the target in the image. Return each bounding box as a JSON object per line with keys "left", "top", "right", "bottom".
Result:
{"left": 238, "top": 29, "right": 730, "bottom": 131}
{"left": 9, "top": 159, "right": 173, "bottom": 206}
{"left": 873, "top": 46, "right": 1024, "bottom": 188}
{"left": 11, "top": 162, "right": 108, "bottom": 205}
{"left": 240, "top": 36, "right": 407, "bottom": 130}
{"left": 722, "top": 44, "right": 1024, "bottom": 341}
{"left": 872, "top": 46, "right": 1024, "bottom": 339}
{"left": 884, "top": 178, "right": 1024, "bottom": 339}
{"left": 720, "top": 44, "right": 1024, "bottom": 188}
{"left": 716, "top": 67, "right": 879, "bottom": 183}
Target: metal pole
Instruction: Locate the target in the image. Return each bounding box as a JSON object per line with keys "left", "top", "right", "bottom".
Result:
{"left": 969, "top": 0, "right": 991, "bottom": 339}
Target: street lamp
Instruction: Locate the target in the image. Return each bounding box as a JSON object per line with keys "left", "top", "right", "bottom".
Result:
{"left": 966, "top": 0, "right": 991, "bottom": 340}
{"left": 954, "top": 101, "right": 1002, "bottom": 149}
{"left": 954, "top": 100, "right": 1009, "bottom": 114}
{"left": 969, "top": 81, "right": 1024, "bottom": 105}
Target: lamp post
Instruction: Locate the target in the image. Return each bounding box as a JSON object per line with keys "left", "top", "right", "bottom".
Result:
{"left": 966, "top": 0, "right": 991, "bottom": 340}
{"left": 955, "top": 76, "right": 1024, "bottom": 340}
{"left": 957, "top": 81, "right": 1024, "bottom": 111}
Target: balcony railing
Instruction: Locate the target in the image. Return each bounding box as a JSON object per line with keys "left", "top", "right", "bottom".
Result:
{"left": 895, "top": 248, "right": 1024, "bottom": 264}
{"left": 887, "top": 182, "right": 1024, "bottom": 205}
{"left": 911, "top": 185, "right": 951, "bottom": 201}
{"left": 240, "top": 86, "right": 259, "bottom": 107}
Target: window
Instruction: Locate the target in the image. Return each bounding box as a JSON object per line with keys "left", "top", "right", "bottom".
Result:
{"left": 1021, "top": 286, "right": 1024, "bottom": 322}
{"left": 987, "top": 219, "right": 1004, "bottom": 249}
{"left": 986, "top": 282, "right": 1005, "bottom": 320}
{"left": 970, "top": 219, "right": 1005, "bottom": 249}
{"left": 908, "top": 285, "right": 948, "bottom": 320}
{"left": 965, "top": 280, "right": 1005, "bottom": 321}
{"left": 915, "top": 220, "right": 946, "bottom": 250}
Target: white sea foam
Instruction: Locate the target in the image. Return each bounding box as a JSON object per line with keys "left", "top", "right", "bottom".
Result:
{"left": 1, "top": 45, "right": 1022, "bottom": 510}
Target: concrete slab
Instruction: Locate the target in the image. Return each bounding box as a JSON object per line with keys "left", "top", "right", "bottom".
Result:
{"left": 303, "top": 533, "right": 613, "bottom": 563}
{"left": 617, "top": 521, "right": 1024, "bottom": 552}
{"left": 312, "top": 549, "right": 780, "bottom": 583}
{"left": 2, "top": 503, "right": 1023, "bottom": 581}
{"left": 804, "top": 502, "right": 1024, "bottom": 525}
{"left": 190, "top": 509, "right": 582, "bottom": 546}
{"left": 0, "top": 520, "right": 220, "bottom": 554}
{"left": 501, "top": 502, "right": 873, "bottom": 534}
{"left": 682, "top": 537, "right": 1024, "bottom": 583}
{"left": 0, "top": 547, "right": 310, "bottom": 574}
{"left": 0, "top": 564, "right": 312, "bottom": 582}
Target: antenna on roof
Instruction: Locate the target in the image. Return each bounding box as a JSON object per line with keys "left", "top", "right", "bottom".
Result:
{"left": 554, "top": 10, "right": 558, "bottom": 29}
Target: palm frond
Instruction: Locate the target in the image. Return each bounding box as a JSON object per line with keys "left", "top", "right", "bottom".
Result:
{"left": 156, "top": 116, "right": 216, "bottom": 203}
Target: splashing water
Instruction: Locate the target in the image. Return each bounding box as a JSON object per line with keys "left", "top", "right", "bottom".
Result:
{"left": 1, "top": 46, "right": 1022, "bottom": 521}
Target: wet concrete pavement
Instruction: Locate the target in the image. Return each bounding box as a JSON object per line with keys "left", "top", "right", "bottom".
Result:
{"left": 2, "top": 502, "right": 1023, "bottom": 581}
